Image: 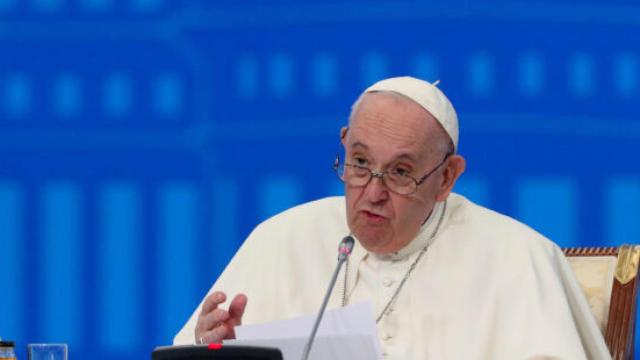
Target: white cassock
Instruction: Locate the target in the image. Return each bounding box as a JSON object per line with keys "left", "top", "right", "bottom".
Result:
{"left": 174, "top": 193, "right": 611, "bottom": 360}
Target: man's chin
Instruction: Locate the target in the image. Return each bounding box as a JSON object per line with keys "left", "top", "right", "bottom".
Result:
{"left": 351, "top": 227, "right": 392, "bottom": 252}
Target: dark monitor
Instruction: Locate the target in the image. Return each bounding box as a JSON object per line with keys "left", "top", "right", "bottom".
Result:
{"left": 152, "top": 345, "right": 283, "bottom": 360}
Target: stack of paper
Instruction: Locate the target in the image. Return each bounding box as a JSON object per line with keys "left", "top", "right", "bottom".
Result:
{"left": 224, "top": 301, "right": 381, "bottom": 360}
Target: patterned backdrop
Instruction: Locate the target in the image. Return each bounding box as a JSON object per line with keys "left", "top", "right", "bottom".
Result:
{"left": 1, "top": 0, "right": 639, "bottom": 358}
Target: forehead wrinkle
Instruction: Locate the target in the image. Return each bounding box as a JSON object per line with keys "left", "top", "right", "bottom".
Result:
{"left": 351, "top": 113, "right": 424, "bottom": 151}
{"left": 347, "top": 137, "right": 421, "bottom": 167}
{"left": 350, "top": 127, "right": 428, "bottom": 166}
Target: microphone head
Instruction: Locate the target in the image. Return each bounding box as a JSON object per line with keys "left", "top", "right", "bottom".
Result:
{"left": 338, "top": 236, "right": 355, "bottom": 261}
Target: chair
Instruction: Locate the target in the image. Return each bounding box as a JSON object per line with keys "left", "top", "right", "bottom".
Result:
{"left": 564, "top": 245, "right": 640, "bottom": 360}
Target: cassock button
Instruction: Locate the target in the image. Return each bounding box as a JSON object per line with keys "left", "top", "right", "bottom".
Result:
{"left": 382, "top": 279, "right": 394, "bottom": 287}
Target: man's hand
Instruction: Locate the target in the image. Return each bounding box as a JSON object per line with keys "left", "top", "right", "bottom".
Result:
{"left": 194, "top": 291, "right": 248, "bottom": 344}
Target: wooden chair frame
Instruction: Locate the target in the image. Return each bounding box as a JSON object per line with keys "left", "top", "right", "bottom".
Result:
{"left": 564, "top": 245, "right": 640, "bottom": 360}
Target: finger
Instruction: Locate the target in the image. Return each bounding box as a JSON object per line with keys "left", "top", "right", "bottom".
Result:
{"left": 201, "top": 291, "right": 227, "bottom": 314}
{"left": 227, "top": 294, "right": 248, "bottom": 327}
{"left": 200, "top": 325, "right": 230, "bottom": 344}
{"left": 200, "top": 309, "right": 230, "bottom": 331}
{"left": 196, "top": 292, "right": 227, "bottom": 335}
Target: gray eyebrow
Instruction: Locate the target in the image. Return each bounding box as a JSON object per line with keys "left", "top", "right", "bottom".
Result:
{"left": 350, "top": 141, "right": 368, "bottom": 150}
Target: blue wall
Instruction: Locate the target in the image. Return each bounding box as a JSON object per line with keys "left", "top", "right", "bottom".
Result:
{"left": 0, "top": 0, "right": 639, "bottom": 358}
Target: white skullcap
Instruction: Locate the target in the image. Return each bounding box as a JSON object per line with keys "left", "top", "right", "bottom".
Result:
{"left": 364, "top": 76, "right": 459, "bottom": 151}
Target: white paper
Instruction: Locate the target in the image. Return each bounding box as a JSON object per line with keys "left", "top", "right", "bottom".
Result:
{"left": 225, "top": 301, "right": 380, "bottom": 360}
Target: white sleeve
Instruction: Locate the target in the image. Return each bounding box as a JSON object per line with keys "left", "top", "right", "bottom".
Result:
{"left": 172, "top": 220, "right": 282, "bottom": 345}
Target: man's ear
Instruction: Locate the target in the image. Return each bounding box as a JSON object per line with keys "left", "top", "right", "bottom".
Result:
{"left": 340, "top": 127, "right": 349, "bottom": 145}
{"left": 436, "top": 155, "right": 466, "bottom": 202}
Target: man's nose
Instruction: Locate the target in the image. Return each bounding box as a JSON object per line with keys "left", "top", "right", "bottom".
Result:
{"left": 363, "top": 174, "right": 389, "bottom": 203}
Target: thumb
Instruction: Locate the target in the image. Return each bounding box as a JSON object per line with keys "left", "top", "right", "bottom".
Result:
{"left": 227, "top": 294, "right": 248, "bottom": 327}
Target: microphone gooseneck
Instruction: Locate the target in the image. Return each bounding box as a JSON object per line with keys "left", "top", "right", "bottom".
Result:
{"left": 301, "top": 235, "right": 355, "bottom": 360}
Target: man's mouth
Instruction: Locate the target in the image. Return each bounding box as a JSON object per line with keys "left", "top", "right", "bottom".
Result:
{"left": 360, "top": 210, "right": 388, "bottom": 223}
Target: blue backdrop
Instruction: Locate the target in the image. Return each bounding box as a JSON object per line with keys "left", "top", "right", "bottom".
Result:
{"left": 1, "top": 0, "right": 639, "bottom": 358}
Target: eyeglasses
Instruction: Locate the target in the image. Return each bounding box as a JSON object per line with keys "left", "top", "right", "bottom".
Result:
{"left": 333, "top": 151, "right": 453, "bottom": 195}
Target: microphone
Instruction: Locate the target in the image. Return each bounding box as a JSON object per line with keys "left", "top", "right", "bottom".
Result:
{"left": 301, "top": 236, "right": 355, "bottom": 360}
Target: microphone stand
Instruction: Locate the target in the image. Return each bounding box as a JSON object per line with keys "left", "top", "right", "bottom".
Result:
{"left": 301, "top": 236, "right": 354, "bottom": 360}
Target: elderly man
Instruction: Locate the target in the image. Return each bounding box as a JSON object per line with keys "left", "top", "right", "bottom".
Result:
{"left": 174, "top": 77, "right": 610, "bottom": 359}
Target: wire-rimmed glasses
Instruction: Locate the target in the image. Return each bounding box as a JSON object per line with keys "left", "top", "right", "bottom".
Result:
{"left": 333, "top": 151, "right": 452, "bottom": 195}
